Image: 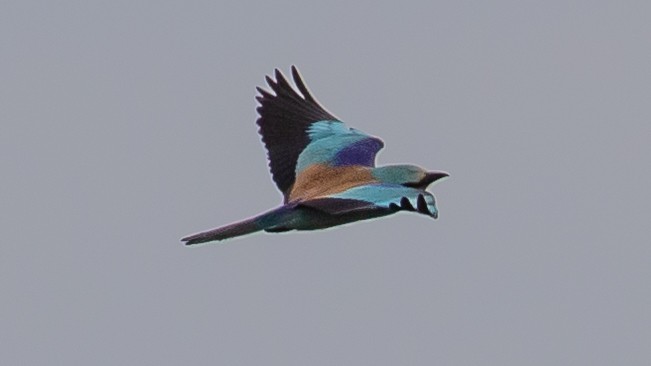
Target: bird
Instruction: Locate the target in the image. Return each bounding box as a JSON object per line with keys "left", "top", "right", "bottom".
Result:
{"left": 181, "top": 66, "right": 449, "bottom": 245}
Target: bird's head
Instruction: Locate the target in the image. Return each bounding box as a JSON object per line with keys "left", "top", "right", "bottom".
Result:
{"left": 373, "top": 165, "right": 449, "bottom": 189}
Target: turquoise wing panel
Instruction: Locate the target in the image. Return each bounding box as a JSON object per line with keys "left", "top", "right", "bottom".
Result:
{"left": 328, "top": 184, "right": 440, "bottom": 218}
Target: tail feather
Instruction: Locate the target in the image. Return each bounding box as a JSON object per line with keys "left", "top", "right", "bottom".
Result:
{"left": 181, "top": 218, "right": 262, "bottom": 245}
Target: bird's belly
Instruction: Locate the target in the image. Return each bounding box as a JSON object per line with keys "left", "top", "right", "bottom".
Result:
{"left": 266, "top": 206, "right": 393, "bottom": 232}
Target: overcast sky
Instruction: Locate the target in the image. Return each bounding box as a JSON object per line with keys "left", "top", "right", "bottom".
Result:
{"left": 2, "top": 1, "right": 650, "bottom": 365}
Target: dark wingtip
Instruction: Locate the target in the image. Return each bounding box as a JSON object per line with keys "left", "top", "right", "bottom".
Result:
{"left": 265, "top": 75, "right": 276, "bottom": 89}
{"left": 291, "top": 65, "right": 317, "bottom": 103}
{"left": 274, "top": 68, "right": 291, "bottom": 88}
{"left": 256, "top": 86, "right": 273, "bottom": 98}
{"left": 416, "top": 194, "right": 428, "bottom": 214}
{"left": 400, "top": 197, "right": 415, "bottom": 211}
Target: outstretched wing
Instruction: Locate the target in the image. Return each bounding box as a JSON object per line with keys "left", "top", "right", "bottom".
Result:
{"left": 299, "top": 184, "right": 440, "bottom": 219}
{"left": 256, "top": 66, "right": 384, "bottom": 201}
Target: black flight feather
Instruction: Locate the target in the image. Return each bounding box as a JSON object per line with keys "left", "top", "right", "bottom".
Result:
{"left": 256, "top": 66, "right": 338, "bottom": 199}
{"left": 298, "top": 198, "right": 379, "bottom": 215}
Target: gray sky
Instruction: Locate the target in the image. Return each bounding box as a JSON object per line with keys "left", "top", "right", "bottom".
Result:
{"left": 2, "top": 1, "right": 650, "bottom": 365}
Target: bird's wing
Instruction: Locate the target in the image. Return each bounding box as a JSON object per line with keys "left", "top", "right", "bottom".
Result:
{"left": 297, "top": 197, "right": 382, "bottom": 215}
{"left": 257, "top": 66, "right": 384, "bottom": 201}
{"left": 299, "top": 184, "right": 440, "bottom": 218}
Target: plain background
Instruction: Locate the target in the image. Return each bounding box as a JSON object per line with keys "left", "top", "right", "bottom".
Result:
{"left": 2, "top": 1, "right": 650, "bottom": 365}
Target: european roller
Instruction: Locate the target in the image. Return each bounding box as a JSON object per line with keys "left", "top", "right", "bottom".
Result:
{"left": 182, "top": 66, "right": 449, "bottom": 245}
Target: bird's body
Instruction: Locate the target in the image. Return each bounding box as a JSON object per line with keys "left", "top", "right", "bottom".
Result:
{"left": 182, "top": 66, "right": 448, "bottom": 245}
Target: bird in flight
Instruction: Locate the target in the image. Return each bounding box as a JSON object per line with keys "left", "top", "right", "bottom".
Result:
{"left": 182, "top": 66, "right": 449, "bottom": 245}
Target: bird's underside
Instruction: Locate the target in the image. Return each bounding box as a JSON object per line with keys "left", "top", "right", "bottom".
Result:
{"left": 181, "top": 192, "right": 436, "bottom": 245}
{"left": 182, "top": 66, "right": 448, "bottom": 245}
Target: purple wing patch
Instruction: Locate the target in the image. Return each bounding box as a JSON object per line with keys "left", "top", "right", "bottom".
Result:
{"left": 333, "top": 137, "right": 384, "bottom": 167}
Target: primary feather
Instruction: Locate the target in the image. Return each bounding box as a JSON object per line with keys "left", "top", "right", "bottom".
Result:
{"left": 256, "top": 67, "right": 338, "bottom": 200}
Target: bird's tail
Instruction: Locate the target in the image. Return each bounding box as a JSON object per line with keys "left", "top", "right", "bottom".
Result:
{"left": 181, "top": 217, "right": 263, "bottom": 245}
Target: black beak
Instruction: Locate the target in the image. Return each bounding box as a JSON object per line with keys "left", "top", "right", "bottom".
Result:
{"left": 404, "top": 171, "right": 449, "bottom": 189}
{"left": 421, "top": 171, "right": 449, "bottom": 187}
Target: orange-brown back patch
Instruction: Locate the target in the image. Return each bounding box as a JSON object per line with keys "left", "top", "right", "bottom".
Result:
{"left": 288, "top": 164, "right": 377, "bottom": 202}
